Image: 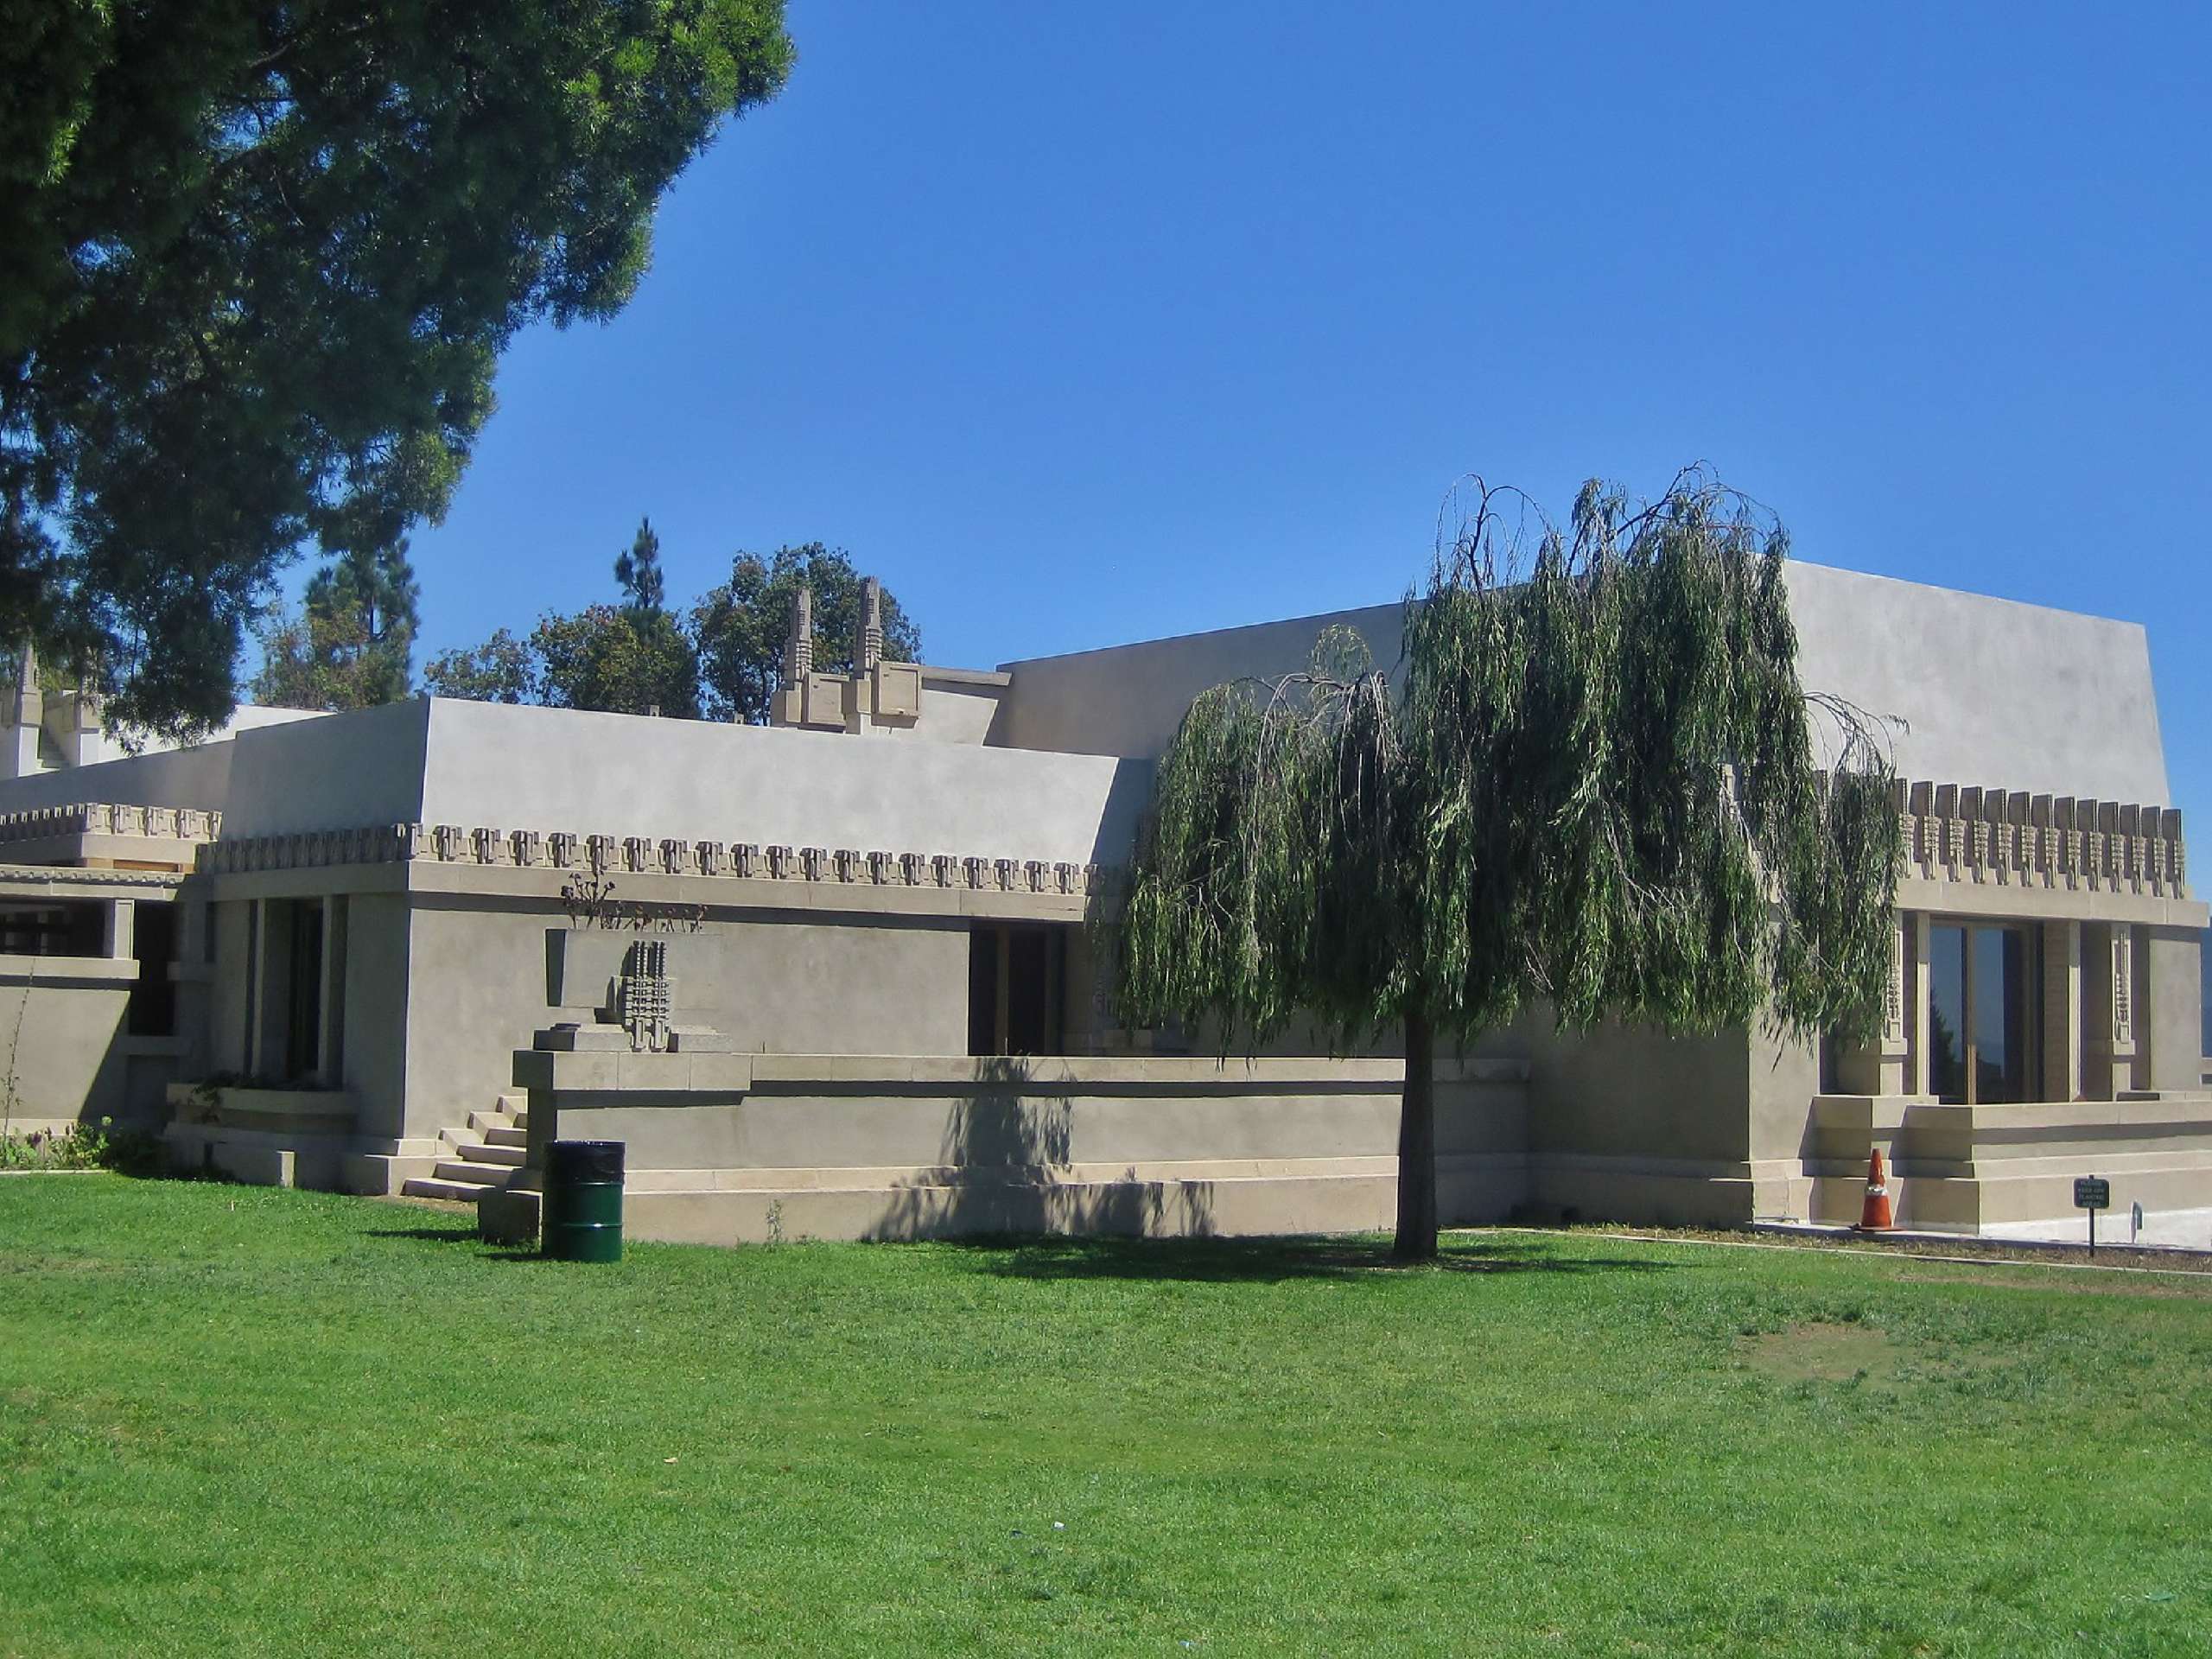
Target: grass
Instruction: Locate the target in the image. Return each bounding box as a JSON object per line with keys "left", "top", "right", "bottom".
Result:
{"left": 3, "top": 1179, "right": 2209, "bottom": 1657}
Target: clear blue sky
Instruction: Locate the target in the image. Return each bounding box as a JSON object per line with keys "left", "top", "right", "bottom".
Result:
{"left": 395, "top": 1, "right": 2209, "bottom": 830}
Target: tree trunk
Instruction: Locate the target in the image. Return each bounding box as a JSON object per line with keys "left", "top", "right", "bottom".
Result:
{"left": 1394, "top": 1006, "right": 1439, "bottom": 1261}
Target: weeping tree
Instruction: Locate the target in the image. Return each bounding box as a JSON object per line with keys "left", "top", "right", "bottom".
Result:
{"left": 1108, "top": 470, "right": 1904, "bottom": 1260}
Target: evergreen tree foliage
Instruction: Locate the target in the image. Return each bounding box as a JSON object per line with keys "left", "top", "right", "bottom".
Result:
{"left": 249, "top": 542, "right": 419, "bottom": 709}
{"left": 615, "top": 518, "right": 667, "bottom": 616}
{"left": 1, "top": 1, "right": 791, "bottom": 739}
{"left": 692, "top": 543, "right": 921, "bottom": 723}
{"left": 1109, "top": 471, "right": 1903, "bottom": 1258}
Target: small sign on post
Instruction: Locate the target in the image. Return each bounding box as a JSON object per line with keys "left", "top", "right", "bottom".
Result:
{"left": 2075, "top": 1175, "right": 2111, "bottom": 1254}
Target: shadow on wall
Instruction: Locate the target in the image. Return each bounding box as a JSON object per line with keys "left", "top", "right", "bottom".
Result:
{"left": 865, "top": 1055, "right": 1217, "bottom": 1243}
{"left": 1087, "top": 759, "right": 1155, "bottom": 865}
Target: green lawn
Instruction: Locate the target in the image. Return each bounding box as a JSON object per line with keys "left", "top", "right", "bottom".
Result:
{"left": 3, "top": 1178, "right": 2209, "bottom": 1657}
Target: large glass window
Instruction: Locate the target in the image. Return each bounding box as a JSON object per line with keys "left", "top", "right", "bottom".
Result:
{"left": 1927, "top": 922, "right": 2037, "bottom": 1103}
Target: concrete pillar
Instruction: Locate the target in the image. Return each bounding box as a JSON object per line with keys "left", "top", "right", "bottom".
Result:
{"left": 105, "top": 897, "right": 137, "bottom": 963}
{"left": 246, "top": 899, "right": 278, "bottom": 1077}
{"left": 1908, "top": 911, "right": 1932, "bottom": 1096}
{"left": 2084, "top": 922, "right": 2136, "bottom": 1099}
{"left": 317, "top": 896, "right": 347, "bottom": 1088}
{"left": 2040, "top": 918, "right": 2082, "bottom": 1101}
{"left": 1839, "top": 912, "right": 1912, "bottom": 1096}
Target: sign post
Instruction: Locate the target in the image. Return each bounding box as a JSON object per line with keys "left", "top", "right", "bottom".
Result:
{"left": 2074, "top": 1176, "right": 2110, "bottom": 1255}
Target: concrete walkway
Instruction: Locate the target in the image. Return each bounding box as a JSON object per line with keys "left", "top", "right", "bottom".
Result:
{"left": 1982, "top": 1206, "right": 2212, "bottom": 1251}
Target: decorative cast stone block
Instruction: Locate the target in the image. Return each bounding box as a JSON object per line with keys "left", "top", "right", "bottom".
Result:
{"left": 872, "top": 659, "right": 923, "bottom": 721}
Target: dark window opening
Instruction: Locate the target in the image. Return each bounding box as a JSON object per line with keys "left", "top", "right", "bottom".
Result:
{"left": 0, "top": 900, "right": 105, "bottom": 957}
{"left": 968, "top": 924, "right": 1067, "bottom": 1056}
{"left": 127, "top": 902, "right": 177, "bottom": 1037}
{"left": 283, "top": 900, "right": 323, "bottom": 1080}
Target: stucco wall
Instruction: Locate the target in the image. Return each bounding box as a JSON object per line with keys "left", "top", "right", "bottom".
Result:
{"left": 0, "top": 740, "right": 236, "bottom": 816}
{"left": 207, "top": 900, "right": 252, "bottom": 1077}
{"left": 995, "top": 563, "right": 2172, "bottom": 807}
{"left": 219, "top": 699, "right": 431, "bottom": 838}
{"left": 342, "top": 894, "right": 412, "bottom": 1141}
{"left": 1508, "top": 1015, "right": 1755, "bottom": 1166}
{"left": 396, "top": 899, "right": 974, "bottom": 1136}
{"left": 0, "top": 962, "right": 133, "bottom": 1125}
{"left": 1783, "top": 563, "right": 2168, "bottom": 803}
{"left": 410, "top": 699, "right": 1148, "bottom": 867}
{"left": 2144, "top": 925, "right": 2203, "bottom": 1093}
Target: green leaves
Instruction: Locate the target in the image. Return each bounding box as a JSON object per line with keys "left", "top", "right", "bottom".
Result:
{"left": 0, "top": 0, "right": 793, "bottom": 738}
{"left": 1110, "top": 470, "right": 1903, "bottom": 1055}
{"left": 691, "top": 543, "right": 922, "bottom": 724}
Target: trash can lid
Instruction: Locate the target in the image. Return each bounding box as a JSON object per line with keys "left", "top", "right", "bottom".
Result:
{"left": 545, "top": 1139, "right": 626, "bottom": 1182}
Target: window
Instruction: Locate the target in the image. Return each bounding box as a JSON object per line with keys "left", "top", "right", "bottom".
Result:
{"left": 0, "top": 900, "right": 104, "bottom": 957}
{"left": 1927, "top": 922, "right": 2037, "bottom": 1103}
{"left": 127, "top": 902, "right": 177, "bottom": 1037}
{"left": 968, "top": 924, "right": 1068, "bottom": 1057}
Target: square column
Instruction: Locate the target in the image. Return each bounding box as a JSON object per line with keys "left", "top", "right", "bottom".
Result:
{"left": 2040, "top": 918, "right": 2082, "bottom": 1101}
{"left": 2084, "top": 922, "right": 2138, "bottom": 1098}
{"left": 1908, "top": 911, "right": 1933, "bottom": 1097}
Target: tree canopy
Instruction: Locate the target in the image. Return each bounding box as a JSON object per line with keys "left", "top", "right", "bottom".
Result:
{"left": 691, "top": 543, "right": 921, "bottom": 723}
{"left": 1, "top": 1, "right": 791, "bottom": 739}
{"left": 1109, "top": 471, "right": 1904, "bottom": 1258}
{"left": 249, "top": 542, "right": 419, "bottom": 710}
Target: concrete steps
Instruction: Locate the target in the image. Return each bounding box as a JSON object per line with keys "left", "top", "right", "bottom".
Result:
{"left": 401, "top": 1096, "right": 529, "bottom": 1205}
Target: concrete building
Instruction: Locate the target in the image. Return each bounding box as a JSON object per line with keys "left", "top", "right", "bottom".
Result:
{"left": 0, "top": 566, "right": 2203, "bottom": 1243}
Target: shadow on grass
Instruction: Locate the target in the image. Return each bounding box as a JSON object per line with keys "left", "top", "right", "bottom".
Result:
{"left": 945, "top": 1233, "right": 1673, "bottom": 1284}
{"left": 367, "top": 1224, "right": 483, "bottom": 1244}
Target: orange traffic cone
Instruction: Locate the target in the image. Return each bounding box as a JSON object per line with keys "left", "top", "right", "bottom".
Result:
{"left": 1857, "top": 1147, "right": 1894, "bottom": 1231}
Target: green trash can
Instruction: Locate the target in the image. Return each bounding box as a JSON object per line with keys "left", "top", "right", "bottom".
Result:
{"left": 543, "top": 1140, "right": 624, "bottom": 1262}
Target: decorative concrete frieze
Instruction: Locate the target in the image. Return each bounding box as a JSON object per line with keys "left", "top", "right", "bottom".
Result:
{"left": 586, "top": 834, "right": 618, "bottom": 875}
{"left": 696, "top": 841, "right": 727, "bottom": 876}
{"left": 835, "top": 849, "right": 864, "bottom": 882}
{"left": 1879, "top": 776, "right": 2188, "bottom": 902}
{"left": 801, "top": 846, "right": 830, "bottom": 881}
{"left": 767, "top": 844, "right": 797, "bottom": 880}
{"left": 473, "top": 827, "right": 507, "bottom": 866}
{"left": 0, "top": 800, "right": 220, "bottom": 846}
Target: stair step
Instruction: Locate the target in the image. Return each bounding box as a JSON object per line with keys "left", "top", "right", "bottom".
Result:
{"left": 455, "top": 1141, "right": 524, "bottom": 1167}
{"left": 467, "top": 1109, "right": 516, "bottom": 1137}
{"left": 433, "top": 1159, "right": 518, "bottom": 1188}
{"left": 485, "top": 1125, "right": 528, "bottom": 1149}
{"left": 402, "top": 1177, "right": 495, "bottom": 1203}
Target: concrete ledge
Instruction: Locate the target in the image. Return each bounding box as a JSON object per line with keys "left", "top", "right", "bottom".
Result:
{"left": 0, "top": 953, "right": 139, "bottom": 987}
